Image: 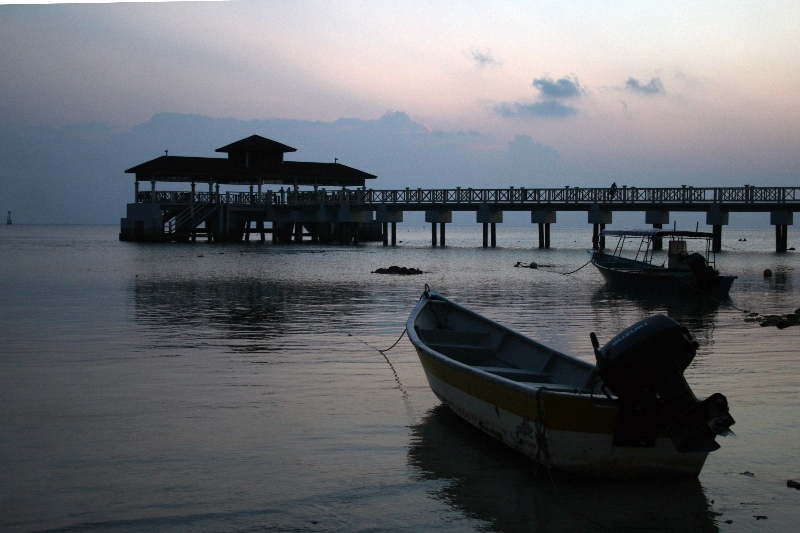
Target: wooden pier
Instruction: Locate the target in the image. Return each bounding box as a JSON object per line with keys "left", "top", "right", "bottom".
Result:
{"left": 122, "top": 185, "right": 799, "bottom": 252}
{"left": 120, "top": 136, "right": 799, "bottom": 252}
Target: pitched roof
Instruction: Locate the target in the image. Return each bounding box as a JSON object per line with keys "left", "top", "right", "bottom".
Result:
{"left": 215, "top": 135, "right": 297, "bottom": 154}
{"left": 125, "top": 156, "right": 235, "bottom": 177}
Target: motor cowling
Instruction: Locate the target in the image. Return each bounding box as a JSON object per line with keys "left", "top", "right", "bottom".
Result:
{"left": 685, "top": 253, "right": 721, "bottom": 287}
{"left": 591, "top": 315, "right": 735, "bottom": 453}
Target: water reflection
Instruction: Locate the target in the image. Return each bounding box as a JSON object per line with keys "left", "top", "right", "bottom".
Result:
{"left": 409, "top": 405, "right": 718, "bottom": 533}
{"left": 132, "top": 278, "right": 373, "bottom": 352}
{"left": 590, "top": 286, "right": 723, "bottom": 347}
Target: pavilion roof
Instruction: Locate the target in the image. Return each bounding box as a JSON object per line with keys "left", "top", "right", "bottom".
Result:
{"left": 125, "top": 136, "right": 376, "bottom": 186}
{"left": 215, "top": 135, "right": 297, "bottom": 154}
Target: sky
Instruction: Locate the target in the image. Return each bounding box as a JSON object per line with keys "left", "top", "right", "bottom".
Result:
{"left": 1, "top": 0, "right": 799, "bottom": 223}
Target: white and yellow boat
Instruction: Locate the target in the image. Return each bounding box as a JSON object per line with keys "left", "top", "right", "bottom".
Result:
{"left": 407, "top": 288, "right": 734, "bottom": 479}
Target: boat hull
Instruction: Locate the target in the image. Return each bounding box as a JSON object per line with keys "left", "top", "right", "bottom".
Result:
{"left": 411, "top": 331, "right": 708, "bottom": 479}
{"left": 591, "top": 256, "right": 736, "bottom": 295}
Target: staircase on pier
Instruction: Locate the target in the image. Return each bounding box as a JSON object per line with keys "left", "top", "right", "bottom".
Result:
{"left": 164, "top": 203, "right": 221, "bottom": 241}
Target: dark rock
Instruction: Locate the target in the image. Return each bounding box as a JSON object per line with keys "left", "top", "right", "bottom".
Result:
{"left": 788, "top": 479, "right": 800, "bottom": 490}
{"left": 740, "top": 471, "right": 755, "bottom": 477}
{"left": 754, "top": 516, "right": 768, "bottom": 520}
{"left": 746, "top": 313, "right": 799, "bottom": 329}
{"left": 373, "top": 265, "right": 423, "bottom": 275}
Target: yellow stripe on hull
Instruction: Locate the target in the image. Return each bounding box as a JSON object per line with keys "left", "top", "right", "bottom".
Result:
{"left": 416, "top": 348, "right": 708, "bottom": 478}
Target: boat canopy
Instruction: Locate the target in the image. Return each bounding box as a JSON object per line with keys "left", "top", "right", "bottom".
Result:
{"left": 600, "top": 229, "right": 715, "bottom": 239}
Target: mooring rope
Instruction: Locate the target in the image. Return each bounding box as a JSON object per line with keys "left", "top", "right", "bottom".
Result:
{"left": 557, "top": 259, "right": 593, "bottom": 276}
{"left": 348, "top": 329, "right": 409, "bottom": 400}
{"left": 673, "top": 277, "right": 751, "bottom": 314}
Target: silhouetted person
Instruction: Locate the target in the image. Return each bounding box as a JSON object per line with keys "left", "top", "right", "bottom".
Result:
{"left": 610, "top": 182, "right": 618, "bottom": 199}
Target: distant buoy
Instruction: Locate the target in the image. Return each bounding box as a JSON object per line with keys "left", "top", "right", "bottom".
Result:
{"left": 764, "top": 268, "right": 773, "bottom": 278}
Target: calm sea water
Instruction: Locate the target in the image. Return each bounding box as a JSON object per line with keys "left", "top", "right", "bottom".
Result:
{"left": 1, "top": 224, "right": 798, "bottom": 533}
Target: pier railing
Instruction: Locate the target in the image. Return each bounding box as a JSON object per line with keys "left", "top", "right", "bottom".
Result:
{"left": 137, "top": 186, "right": 800, "bottom": 207}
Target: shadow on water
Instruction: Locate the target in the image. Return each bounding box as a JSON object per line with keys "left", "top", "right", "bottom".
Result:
{"left": 409, "top": 405, "right": 719, "bottom": 533}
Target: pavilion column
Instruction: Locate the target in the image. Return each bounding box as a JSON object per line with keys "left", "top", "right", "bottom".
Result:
{"left": 134, "top": 181, "right": 139, "bottom": 202}
{"left": 151, "top": 180, "right": 156, "bottom": 204}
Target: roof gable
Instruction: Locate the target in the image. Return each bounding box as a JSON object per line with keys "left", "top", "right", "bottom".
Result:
{"left": 215, "top": 135, "right": 297, "bottom": 154}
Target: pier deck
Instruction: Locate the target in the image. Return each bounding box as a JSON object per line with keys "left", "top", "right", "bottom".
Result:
{"left": 121, "top": 185, "right": 799, "bottom": 252}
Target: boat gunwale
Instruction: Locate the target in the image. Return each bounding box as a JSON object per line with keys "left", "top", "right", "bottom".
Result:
{"left": 406, "top": 291, "right": 601, "bottom": 402}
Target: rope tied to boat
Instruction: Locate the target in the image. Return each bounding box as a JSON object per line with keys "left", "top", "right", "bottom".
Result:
{"left": 673, "top": 276, "right": 751, "bottom": 314}
{"left": 347, "top": 329, "right": 409, "bottom": 401}
{"left": 558, "top": 259, "right": 592, "bottom": 275}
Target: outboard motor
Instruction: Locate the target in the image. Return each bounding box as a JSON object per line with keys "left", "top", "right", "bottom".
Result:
{"left": 685, "top": 253, "right": 721, "bottom": 287}
{"left": 590, "top": 315, "right": 735, "bottom": 453}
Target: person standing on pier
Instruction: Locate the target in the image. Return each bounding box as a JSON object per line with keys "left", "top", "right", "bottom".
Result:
{"left": 610, "top": 182, "right": 617, "bottom": 199}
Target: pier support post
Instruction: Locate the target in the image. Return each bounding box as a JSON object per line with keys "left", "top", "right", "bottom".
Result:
{"left": 589, "top": 207, "right": 612, "bottom": 250}
{"left": 771, "top": 212, "right": 793, "bottom": 252}
{"left": 646, "top": 211, "right": 669, "bottom": 251}
{"left": 440, "top": 222, "right": 446, "bottom": 247}
{"left": 483, "top": 223, "right": 489, "bottom": 248}
{"left": 425, "top": 211, "right": 452, "bottom": 248}
{"left": 382, "top": 222, "right": 389, "bottom": 246}
{"left": 376, "top": 205, "right": 403, "bottom": 247}
{"left": 652, "top": 224, "right": 663, "bottom": 250}
{"left": 776, "top": 225, "right": 787, "bottom": 252}
{"left": 706, "top": 207, "right": 729, "bottom": 252}
{"left": 532, "top": 211, "right": 556, "bottom": 249}
{"left": 600, "top": 224, "right": 606, "bottom": 249}
{"left": 545, "top": 223, "right": 551, "bottom": 248}
{"left": 477, "top": 205, "right": 502, "bottom": 248}
{"left": 712, "top": 225, "right": 722, "bottom": 252}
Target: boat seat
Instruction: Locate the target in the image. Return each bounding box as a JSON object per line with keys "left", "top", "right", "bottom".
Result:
{"left": 417, "top": 329, "right": 491, "bottom": 347}
{"left": 474, "top": 366, "right": 552, "bottom": 383}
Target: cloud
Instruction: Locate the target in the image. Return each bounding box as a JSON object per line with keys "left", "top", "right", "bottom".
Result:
{"left": 507, "top": 134, "right": 560, "bottom": 168}
{"left": 625, "top": 77, "right": 665, "bottom": 95}
{"left": 494, "top": 101, "right": 577, "bottom": 118}
{"left": 532, "top": 76, "right": 581, "bottom": 99}
{"left": 470, "top": 48, "right": 499, "bottom": 66}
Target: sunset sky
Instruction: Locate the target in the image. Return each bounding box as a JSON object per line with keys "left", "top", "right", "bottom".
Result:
{"left": 1, "top": 1, "right": 799, "bottom": 222}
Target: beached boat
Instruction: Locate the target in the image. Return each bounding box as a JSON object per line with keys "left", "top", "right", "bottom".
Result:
{"left": 407, "top": 288, "right": 735, "bottom": 478}
{"left": 590, "top": 229, "right": 736, "bottom": 295}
